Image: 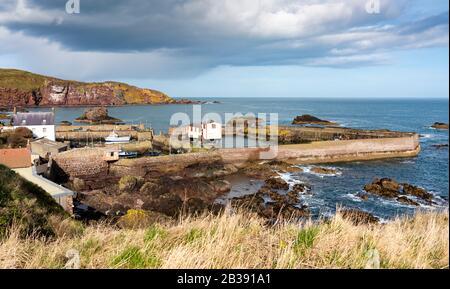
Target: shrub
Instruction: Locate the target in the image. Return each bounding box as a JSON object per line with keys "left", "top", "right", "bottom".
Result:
{"left": 118, "top": 209, "right": 150, "bottom": 229}
{"left": 14, "top": 127, "right": 33, "bottom": 138}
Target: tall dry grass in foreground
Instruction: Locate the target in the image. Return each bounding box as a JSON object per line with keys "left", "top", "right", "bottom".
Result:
{"left": 0, "top": 210, "right": 448, "bottom": 269}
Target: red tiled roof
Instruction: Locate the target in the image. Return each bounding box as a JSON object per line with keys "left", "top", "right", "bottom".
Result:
{"left": 0, "top": 148, "right": 31, "bottom": 169}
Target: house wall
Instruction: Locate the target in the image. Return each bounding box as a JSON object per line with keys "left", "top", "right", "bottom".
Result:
{"left": 203, "top": 123, "right": 222, "bottom": 140}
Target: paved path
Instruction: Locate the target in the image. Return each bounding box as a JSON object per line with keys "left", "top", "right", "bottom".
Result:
{"left": 13, "top": 167, "right": 73, "bottom": 197}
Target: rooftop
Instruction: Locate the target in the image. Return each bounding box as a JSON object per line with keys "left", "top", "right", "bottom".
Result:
{"left": 0, "top": 147, "right": 31, "bottom": 169}
{"left": 12, "top": 112, "right": 55, "bottom": 126}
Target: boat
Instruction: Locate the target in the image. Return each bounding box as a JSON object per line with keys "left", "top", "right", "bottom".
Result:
{"left": 118, "top": 151, "right": 138, "bottom": 158}
{"left": 105, "top": 131, "right": 131, "bottom": 144}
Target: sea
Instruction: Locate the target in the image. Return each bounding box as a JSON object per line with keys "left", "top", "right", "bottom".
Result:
{"left": 30, "top": 97, "right": 449, "bottom": 219}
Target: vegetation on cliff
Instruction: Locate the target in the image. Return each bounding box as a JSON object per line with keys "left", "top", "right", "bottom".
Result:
{"left": 0, "top": 165, "right": 447, "bottom": 269}
{"left": 0, "top": 207, "right": 447, "bottom": 269}
{"left": 0, "top": 68, "right": 175, "bottom": 107}
{"left": 0, "top": 165, "right": 77, "bottom": 238}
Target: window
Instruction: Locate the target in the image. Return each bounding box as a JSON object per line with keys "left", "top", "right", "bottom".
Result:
{"left": 110, "top": 152, "right": 114, "bottom": 157}
{"left": 42, "top": 128, "right": 47, "bottom": 133}
{"left": 212, "top": 124, "right": 216, "bottom": 129}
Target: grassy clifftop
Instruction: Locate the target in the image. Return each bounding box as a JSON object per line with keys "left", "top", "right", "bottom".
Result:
{"left": 0, "top": 164, "right": 447, "bottom": 269}
{"left": 0, "top": 68, "right": 174, "bottom": 106}
{"left": 0, "top": 69, "right": 64, "bottom": 91}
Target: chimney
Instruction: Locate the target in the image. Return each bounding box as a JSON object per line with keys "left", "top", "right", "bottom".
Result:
{"left": 13, "top": 107, "right": 17, "bottom": 114}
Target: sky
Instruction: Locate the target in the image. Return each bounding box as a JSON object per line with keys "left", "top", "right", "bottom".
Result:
{"left": 0, "top": 0, "right": 448, "bottom": 99}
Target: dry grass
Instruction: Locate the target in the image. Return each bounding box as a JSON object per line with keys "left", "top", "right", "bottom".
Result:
{"left": 0, "top": 209, "right": 448, "bottom": 269}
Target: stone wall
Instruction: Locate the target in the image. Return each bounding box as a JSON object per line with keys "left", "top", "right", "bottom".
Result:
{"left": 51, "top": 134, "right": 420, "bottom": 181}
{"left": 51, "top": 147, "right": 109, "bottom": 181}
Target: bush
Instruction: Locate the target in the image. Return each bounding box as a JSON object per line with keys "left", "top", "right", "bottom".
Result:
{"left": 117, "top": 209, "right": 150, "bottom": 229}
{"left": 14, "top": 127, "right": 33, "bottom": 138}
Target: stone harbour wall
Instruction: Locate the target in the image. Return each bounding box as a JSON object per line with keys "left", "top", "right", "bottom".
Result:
{"left": 51, "top": 134, "right": 420, "bottom": 181}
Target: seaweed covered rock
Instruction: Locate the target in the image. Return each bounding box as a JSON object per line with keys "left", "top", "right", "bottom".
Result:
{"left": 341, "top": 209, "right": 379, "bottom": 225}
{"left": 364, "top": 178, "right": 433, "bottom": 205}
{"left": 264, "top": 177, "right": 289, "bottom": 190}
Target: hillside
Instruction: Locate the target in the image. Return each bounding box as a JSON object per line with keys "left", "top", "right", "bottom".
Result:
{"left": 0, "top": 69, "right": 178, "bottom": 107}
{"left": 0, "top": 164, "right": 75, "bottom": 238}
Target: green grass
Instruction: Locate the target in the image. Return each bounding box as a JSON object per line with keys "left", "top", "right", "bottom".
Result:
{"left": 111, "top": 246, "right": 161, "bottom": 269}
{"left": 293, "top": 226, "right": 320, "bottom": 253}
{"left": 144, "top": 225, "right": 167, "bottom": 243}
{"left": 0, "top": 164, "right": 68, "bottom": 238}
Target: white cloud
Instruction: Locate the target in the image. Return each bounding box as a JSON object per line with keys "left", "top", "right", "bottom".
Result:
{"left": 0, "top": 0, "right": 447, "bottom": 79}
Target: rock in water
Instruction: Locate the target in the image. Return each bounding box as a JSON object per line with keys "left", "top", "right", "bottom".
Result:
{"left": 75, "top": 107, "right": 123, "bottom": 124}
{"left": 402, "top": 183, "right": 433, "bottom": 202}
{"left": 431, "top": 122, "right": 449, "bottom": 129}
{"left": 292, "top": 114, "right": 337, "bottom": 126}
{"left": 364, "top": 178, "right": 434, "bottom": 205}
{"left": 311, "top": 167, "right": 339, "bottom": 175}
{"left": 264, "top": 177, "right": 289, "bottom": 190}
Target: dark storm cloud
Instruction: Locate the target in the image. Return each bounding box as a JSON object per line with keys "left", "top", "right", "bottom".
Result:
{"left": 0, "top": 0, "right": 448, "bottom": 78}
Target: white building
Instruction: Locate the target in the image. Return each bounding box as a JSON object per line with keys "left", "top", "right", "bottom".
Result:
{"left": 202, "top": 121, "right": 222, "bottom": 141}
{"left": 185, "top": 125, "right": 202, "bottom": 140}
{"left": 12, "top": 111, "right": 56, "bottom": 141}
{"left": 177, "top": 121, "right": 222, "bottom": 141}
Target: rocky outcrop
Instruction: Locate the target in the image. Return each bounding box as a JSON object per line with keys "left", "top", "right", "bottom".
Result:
{"left": 241, "top": 160, "right": 302, "bottom": 179}
{"left": 431, "top": 122, "right": 449, "bottom": 129}
{"left": 292, "top": 114, "right": 337, "bottom": 126}
{"left": 230, "top": 174, "right": 311, "bottom": 221}
{"left": 364, "top": 178, "right": 433, "bottom": 205}
{"left": 432, "top": 144, "right": 449, "bottom": 149}
{"left": 0, "top": 68, "right": 186, "bottom": 107}
{"left": 311, "top": 167, "right": 339, "bottom": 175}
{"left": 75, "top": 107, "right": 123, "bottom": 124}
{"left": 340, "top": 209, "right": 379, "bottom": 225}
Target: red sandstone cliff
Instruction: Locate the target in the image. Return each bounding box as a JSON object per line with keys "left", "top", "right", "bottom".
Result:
{"left": 0, "top": 68, "right": 193, "bottom": 107}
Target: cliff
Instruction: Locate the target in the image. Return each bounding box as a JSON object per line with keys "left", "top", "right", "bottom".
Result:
{"left": 0, "top": 68, "right": 179, "bottom": 107}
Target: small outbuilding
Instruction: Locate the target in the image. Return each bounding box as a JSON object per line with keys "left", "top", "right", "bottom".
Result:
{"left": 31, "top": 138, "right": 68, "bottom": 159}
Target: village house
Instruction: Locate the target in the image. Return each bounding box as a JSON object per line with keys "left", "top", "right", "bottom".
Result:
{"left": 12, "top": 109, "right": 56, "bottom": 141}
{"left": 30, "top": 138, "right": 69, "bottom": 160}
{"left": 169, "top": 121, "right": 222, "bottom": 142}
{"left": 201, "top": 121, "right": 222, "bottom": 141}
{"left": 0, "top": 146, "right": 32, "bottom": 169}
{"left": 173, "top": 121, "right": 222, "bottom": 141}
